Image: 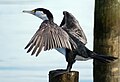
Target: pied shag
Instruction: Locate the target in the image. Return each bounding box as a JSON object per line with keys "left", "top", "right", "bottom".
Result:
{"left": 23, "top": 8, "right": 117, "bottom": 73}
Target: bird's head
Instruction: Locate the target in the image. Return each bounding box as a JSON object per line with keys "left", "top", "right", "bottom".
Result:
{"left": 23, "top": 8, "right": 53, "bottom": 21}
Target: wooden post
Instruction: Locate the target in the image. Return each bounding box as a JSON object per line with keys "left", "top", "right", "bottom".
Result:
{"left": 94, "top": 0, "right": 120, "bottom": 82}
{"left": 49, "top": 69, "right": 79, "bottom": 82}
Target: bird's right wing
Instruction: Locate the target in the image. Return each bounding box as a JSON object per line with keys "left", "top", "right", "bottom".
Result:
{"left": 60, "top": 11, "right": 87, "bottom": 45}
{"left": 25, "top": 21, "right": 77, "bottom": 56}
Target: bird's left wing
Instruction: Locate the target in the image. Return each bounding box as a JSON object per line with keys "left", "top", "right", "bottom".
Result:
{"left": 25, "top": 21, "right": 76, "bottom": 56}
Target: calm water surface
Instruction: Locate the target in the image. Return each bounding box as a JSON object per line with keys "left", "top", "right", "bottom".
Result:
{"left": 0, "top": 0, "right": 94, "bottom": 82}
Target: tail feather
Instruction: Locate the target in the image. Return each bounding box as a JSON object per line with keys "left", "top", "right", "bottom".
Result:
{"left": 89, "top": 51, "right": 117, "bottom": 63}
{"left": 97, "top": 55, "right": 117, "bottom": 61}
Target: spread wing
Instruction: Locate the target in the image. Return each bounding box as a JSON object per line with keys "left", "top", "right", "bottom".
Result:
{"left": 60, "top": 11, "right": 87, "bottom": 45}
{"left": 25, "top": 21, "right": 76, "bottom": 56}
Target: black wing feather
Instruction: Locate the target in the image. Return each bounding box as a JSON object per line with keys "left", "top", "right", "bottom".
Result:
{"left": 61, "top": 11, "right": 87, "bottom": 45}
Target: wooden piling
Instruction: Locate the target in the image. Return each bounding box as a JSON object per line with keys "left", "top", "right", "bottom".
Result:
{"left": 94, "top": 0, "right": 120, "bottom": 82}
{"left": 49, "top": 69, "right": 79, "bottom": 82}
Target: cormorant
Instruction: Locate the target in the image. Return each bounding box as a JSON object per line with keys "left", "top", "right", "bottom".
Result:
{"left": 23, "top": 8, "right": 117, "bottom": 73}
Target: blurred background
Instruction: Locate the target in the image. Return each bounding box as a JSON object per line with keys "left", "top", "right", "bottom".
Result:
{"left": 0, "top": 0, "right": 94, "bottom": 82}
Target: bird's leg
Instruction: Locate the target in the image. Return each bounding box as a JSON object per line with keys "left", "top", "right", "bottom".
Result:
{"left": 66, "top": 62, "right": 73, "bottom": 72}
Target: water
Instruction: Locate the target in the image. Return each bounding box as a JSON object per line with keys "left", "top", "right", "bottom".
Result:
{"left": 0, "top": 0, "right": 94, "bottom": 82}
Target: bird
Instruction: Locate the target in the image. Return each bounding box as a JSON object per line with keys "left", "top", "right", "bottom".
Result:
{"left": 23, "top": 8, "right": 117, "bottom": 74}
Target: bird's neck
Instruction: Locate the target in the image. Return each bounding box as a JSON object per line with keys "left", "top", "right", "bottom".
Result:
{"left": 47, "top": 13, "right": 54, "bottom": 23}
{"left": 49, "top": 19, "right": 54, "bottom": 23}
{"left": 41, "top": 17, "right": 49, "bottom": 21}
{"left": 42, "top": 17, "right": 53, "bottom": 23}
